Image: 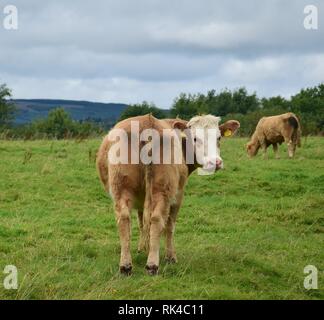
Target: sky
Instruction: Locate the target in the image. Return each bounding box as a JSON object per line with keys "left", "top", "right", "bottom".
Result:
{"left": 0, "top": 0, "right": 323, "bottom": 108}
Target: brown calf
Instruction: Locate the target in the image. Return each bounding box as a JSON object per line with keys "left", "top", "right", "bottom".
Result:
{"left": 97, "top": 114, "right": 240, "bottom": 275}
{"left": 247, "top": 112, "right": 301, "bottom": 159}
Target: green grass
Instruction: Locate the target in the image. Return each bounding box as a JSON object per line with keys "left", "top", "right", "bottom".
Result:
{"left": 0, "top": 137, "right": 323, "bottom": 300}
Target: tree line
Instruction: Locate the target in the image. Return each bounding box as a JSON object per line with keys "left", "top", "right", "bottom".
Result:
{"left": 0, "top": 85, "right": 103, "bottom": 140}
{"left": 0, "top": 83, "right": 323, "bottom": 139}
{"left": 118, "top": 84, "right": 324, "bottom": 136}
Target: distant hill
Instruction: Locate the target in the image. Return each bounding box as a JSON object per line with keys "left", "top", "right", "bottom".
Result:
{"left": 10, "top": 99, "right": 129, "bottom": 125}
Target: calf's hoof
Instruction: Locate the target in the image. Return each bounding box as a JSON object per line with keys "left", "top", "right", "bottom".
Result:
{"left": 165, "top": 256, "right": 177, "bottom": 264}
{"left": 120, "top": 264, "right": 132, "bottom": 276}
{"left": 145, "top": 264, "right": 159, "bottom": 276}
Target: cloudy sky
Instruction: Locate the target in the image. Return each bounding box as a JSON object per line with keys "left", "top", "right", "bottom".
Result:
{"left": 0, "top": 0, "right": 323, "bottom": 107}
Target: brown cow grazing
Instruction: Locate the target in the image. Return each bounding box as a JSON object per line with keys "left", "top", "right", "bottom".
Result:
{"left": 247, "top": 112, "right": 301, "bottom": 159}
{"left": 97, "top": 114, "right": 240, "bottom": 275}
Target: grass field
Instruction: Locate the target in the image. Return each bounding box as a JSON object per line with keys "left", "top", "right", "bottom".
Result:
{"left": 0, "top": 137, "right": 323, "bottom": 300}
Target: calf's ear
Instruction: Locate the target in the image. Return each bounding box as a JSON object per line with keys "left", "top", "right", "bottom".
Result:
{"left": 220, "top": 120, "right": 240, "bottom": 137}
{"left": 172, "top": 121, "right": 187, "bottom": 131}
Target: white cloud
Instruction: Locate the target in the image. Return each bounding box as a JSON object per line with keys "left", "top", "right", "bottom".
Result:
{"left": 0, "top": 0, "right": 323, "bottom": 107}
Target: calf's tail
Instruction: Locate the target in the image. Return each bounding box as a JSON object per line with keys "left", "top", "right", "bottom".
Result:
{"left": 142, "top": 164, "right": 153, "bottom": 252}
{"left": 288, "top": 115, "right": 302, "bottom": 147}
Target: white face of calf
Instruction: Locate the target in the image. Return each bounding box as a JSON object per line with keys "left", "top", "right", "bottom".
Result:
{"left": 187, "top": 115, "right": 223, "bottom": 173}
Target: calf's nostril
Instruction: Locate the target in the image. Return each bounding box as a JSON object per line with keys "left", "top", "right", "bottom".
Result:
{"left": 216, "top": 159, "right": 223, "bottom": 167}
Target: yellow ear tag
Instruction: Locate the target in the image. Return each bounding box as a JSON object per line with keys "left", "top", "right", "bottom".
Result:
{"left": 224, "top": 129, "right": 232, "bottom": 137}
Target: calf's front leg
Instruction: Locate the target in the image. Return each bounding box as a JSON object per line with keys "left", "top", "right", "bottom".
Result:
{"left": 165, "top": 193, "right": 183, "bottom": 263}
{"left": 165, "top": 212, "right": 177, "bottom": 264}
{"left": 262, "top": 144, "right": 268, "bottom": 159}
{"left": 273, "top": 143, "right": 280, "bottom": 159}
{"left": 137, "top": 210, "right": 145, "bottom": 252}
